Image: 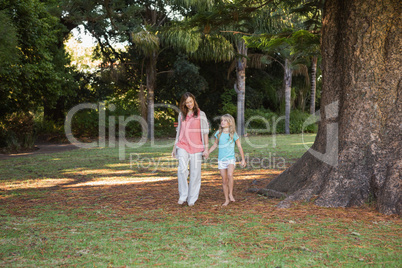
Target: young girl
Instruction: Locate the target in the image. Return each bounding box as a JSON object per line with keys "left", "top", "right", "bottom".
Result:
{"left": 208, "top": 114, "right": 246, "bottom": 206}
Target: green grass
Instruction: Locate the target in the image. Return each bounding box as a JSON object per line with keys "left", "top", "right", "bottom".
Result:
{"left": 0, "top": 134, "right": 401, "bottom": 267}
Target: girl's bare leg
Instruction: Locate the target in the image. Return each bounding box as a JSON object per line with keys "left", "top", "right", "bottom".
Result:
{"left": 227, "top": 164, "right": 235, "bottom": 202}
{"left": 220, "top": 169, "right": 230, "bottom": 206}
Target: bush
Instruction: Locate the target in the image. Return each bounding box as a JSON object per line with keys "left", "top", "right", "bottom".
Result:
{"left": 34, "top": 117, "right": 65, "bottom": 142}
{"left": 274, "top": 110, "right": 318, "bottom": 134}
{"left": 154, "top": 109, "right": 177, "bottom": 138}
{"left": 105, "top": 103, "right": 143, "bottom": 138}
{"left": 35, "top": 101, "right": 177, "bottom": 141}
{"left": 70, "top": 109, "right": 100, "bottom": 138}
{"left": 0, "top": 112, "right": 36, "bottom": 152}
{"left": 244, "top": 108, "right": 318, "bottom": 134}
{"left": 244, "top": 108, "right": 278, "bottom": 134}
{"left": 219, "top": 88, "right": 237, "bottom": 117}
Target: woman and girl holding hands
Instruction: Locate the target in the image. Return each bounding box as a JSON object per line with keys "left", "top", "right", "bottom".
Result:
{"left": 172, "top": 92, "right": 246, "bottom": 207}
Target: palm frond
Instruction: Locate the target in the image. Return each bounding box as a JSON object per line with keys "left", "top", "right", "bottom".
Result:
{"left": 162, "top": 26, "right": 201, "bottom": 53}
{"left": 131, "top": 30, "right": 160, "bottom": 56}
{"left": 169, "top": 0, "right": 214, "bottom": 10}
{"left": 247, "top": 53, "right": 270, "bottom": 69}
{"left": 292, "top": 64, "right": 310, "bottom": 86}
{"left": 189, "top": 34, "right": 235, "bottom": 62}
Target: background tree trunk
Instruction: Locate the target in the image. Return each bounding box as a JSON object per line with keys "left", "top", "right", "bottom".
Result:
{"left": 146, "top": 52, "right": 157, "bottom": 140}
{"left": 139, "top": 58, "right": 147, "bottom": 122}
{"left": 284, "top": 59, "right": 292, "bottom": 134}
{"left": 263, "top": 0, "right": 401, "bottom": 215}
{"left": 44, "top": 99, "right": 65, "bottom": 124}
{"left": 235, "top": 39, "right": 247, "bottom": 136}
{"left": 310, "top": 56, "right": 317, "bottom": 115}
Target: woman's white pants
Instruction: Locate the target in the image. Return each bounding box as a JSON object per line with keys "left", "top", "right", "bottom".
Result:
{"left": 176, "top": 147, "right": 203, "bottom": 205}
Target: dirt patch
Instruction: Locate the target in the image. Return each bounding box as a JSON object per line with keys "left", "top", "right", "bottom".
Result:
{"left": 0, "top": 142, "right": 79, "bottom": 159}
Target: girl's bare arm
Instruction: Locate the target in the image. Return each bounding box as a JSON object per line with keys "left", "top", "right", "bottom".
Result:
{"left": 235, "top": 139, "right": 246, "bottom": 167}
{"left": 208, "top": 139, "right": 218, "bottom": 154}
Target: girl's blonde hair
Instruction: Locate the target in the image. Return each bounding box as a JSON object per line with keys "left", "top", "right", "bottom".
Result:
{"left": 217, "top": 114, "right": 237, "bottom": 143}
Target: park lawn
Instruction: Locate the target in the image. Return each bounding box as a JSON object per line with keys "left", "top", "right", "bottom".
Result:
{"left": 0, "top": 134, "right": 400, "bottom": 267}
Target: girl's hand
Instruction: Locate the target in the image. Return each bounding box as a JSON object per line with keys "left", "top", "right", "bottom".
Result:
{"left": 203, "top": 151, "right": 209, "bottom": 160}
{"left": 241, "top": 160, "right": 246, "bottom": 168}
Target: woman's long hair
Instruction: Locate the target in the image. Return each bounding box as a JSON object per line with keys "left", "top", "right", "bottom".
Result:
{"left": 217, "top": 114, "right": 237, "bottom": 143}
{"left": 179, "top": 92, "right": 199, "bottom": 120}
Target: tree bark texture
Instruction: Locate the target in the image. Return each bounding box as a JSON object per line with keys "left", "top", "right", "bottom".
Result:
{"left": 235, "top": 39, "right": 247, "bottom": 136}
{"left": 146, "top": 52, "right": 157, "bottom": 140}
{"left": 139, "top": 58, "right": 147, "bottom": 121}
{"left": 284, "top": 59, "right": 292, "bottom": 135}
{"left": 265, "top": 0, "right": 401, "bottom": 215}
{"left": 310, "top": 56, "right": 317, "bottom": 115}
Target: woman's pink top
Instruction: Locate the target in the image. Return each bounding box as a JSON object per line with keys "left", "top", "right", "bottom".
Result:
{"left": 176, "top": 111, "right": 204, "bottom": 154}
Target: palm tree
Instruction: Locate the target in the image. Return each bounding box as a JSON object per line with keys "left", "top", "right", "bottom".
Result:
{"left": 131, "top": 0, "right": 214, "bottom": 140}
{"left": 180, "top": 1, "right": 282, "bottom": 136}
{"left": 132, "top": 0, "right": 234, "bottom": 140}
{"left": 291, "top": 30, "right": 321, "bottom": 114}
{"left": 245, "top": 30, "right": 310, "bottom": 134}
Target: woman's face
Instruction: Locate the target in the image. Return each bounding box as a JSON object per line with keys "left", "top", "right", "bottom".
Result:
{"left": 185, "top": 97, "right": 194, "bottom": 110}
{"left": 221, "top": 118, "right": 230, "bottom": 128}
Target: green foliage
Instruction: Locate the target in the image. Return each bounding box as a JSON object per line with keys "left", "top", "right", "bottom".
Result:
{"left": 0, "top": 11, "right": 19, "bottom": 70}
{"left": 166, "top": 56, "right": 208, "bottom": 99}
{"left": 106, "top": 102, "right": 143, "bottom": 138}
{"left": 219, "top": 88, "right": 237, "bottom": 117}
{"left": 0, "top": 0, "right": 324, "bottom": 142}
{"left": 291, "top": 29, "right": 321, "bottom": 58}
{"left": 0, "top": 112, "right": 36, "bottom": 152}
{"left": 275, "top": 110, "right": 318, "bottom": 134}
{"left": 189, "top": 34, "right": 235, "bottom": 62}
{"left": 244, "top": 109, "right": 317, "bottom": 134}
{"left": 244, "top": 108, "right": 278, "bottom": 134}
{"left": 70, "top": 109, "right": 100, "bottom": 138}
{"left": 154, "top": 109, "right": 177, "bottom": 137}
{"left": 0, "top": 0, "right": 76, "bottom": 118}
{"left": 162, "top": 26, "right": 201, "bottom": 53}
{"left": 131, "top": 31, "right": 160, "bottom": 56}
{"left": 34, "top": 117, "right": 65, "bottom": 142}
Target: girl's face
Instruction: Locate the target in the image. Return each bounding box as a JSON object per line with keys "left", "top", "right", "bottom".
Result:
{"left": 221, "top": 118, "right": 230, "bottom": 128}
{"left": 185, "top": 97, "right": 194, "bottom": 111}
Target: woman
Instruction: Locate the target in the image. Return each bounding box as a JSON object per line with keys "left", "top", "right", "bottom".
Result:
{"left": 172, "top": 92, "right": 209, "bottom": 206}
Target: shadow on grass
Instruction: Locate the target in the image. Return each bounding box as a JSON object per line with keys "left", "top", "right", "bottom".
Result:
{"left": 1, "top": 168, "right": 279, "bottom": 220}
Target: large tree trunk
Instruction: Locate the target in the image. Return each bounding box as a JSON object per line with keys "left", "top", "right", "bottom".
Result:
{"left": 263, "top": 0, "right": 401, "bottom": 215}
{"left": 310, "top": 56, "right": 317, "bottom": 115}
{"left": 235, "top": 39, "right": 247, "bottom": 136}
{"left": 146, "top": 52, "right": 157, "bottom": 140}
{"left": 284, "top": 59, "right": 292, "bottom": 135}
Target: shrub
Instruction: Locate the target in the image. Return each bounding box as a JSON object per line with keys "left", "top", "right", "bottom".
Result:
{"left": 0, "top": 112, "right": 36, "bottom": 152}
{"left": 219, "top": 88, "right": 237, "bottom": 117}
{"left": 275, "top": 110, "right": 318, "bottom": 134}
{"left": 70, "top": 109, "right": 100, "bottom": 138}
{"left": 34, "top": 117, "right": 65, "bottom": 142}
{"left": 244, "top": 108, "right": 278, "bottom": 134}
{"left": 244, "top": 108, "right": 318, "bottom": 134}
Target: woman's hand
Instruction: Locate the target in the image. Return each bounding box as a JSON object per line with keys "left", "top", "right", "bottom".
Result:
{"left": 172, "top": 148, "right": 176, "bottom": 158}
{"left": 202, "top": 151, "right": 209, "bottom": 160}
